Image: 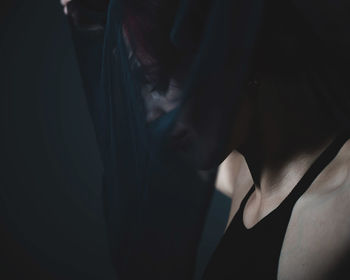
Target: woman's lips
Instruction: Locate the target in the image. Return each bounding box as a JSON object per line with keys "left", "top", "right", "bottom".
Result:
{"left": 169, "top": 124, "right": 194, "bottom": 152}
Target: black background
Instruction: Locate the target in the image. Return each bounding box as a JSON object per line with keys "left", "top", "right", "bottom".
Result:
{"left": 0, "top": 1, "right": 230, "bottom": 279}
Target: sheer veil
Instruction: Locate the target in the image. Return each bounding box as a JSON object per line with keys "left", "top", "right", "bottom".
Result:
{"left": 98, "top": 0, "right": 350, "bottom": 278}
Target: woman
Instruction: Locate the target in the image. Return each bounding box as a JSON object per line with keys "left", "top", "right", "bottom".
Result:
{"left": 62, "top": 0, "right": 350, "bottom": 279}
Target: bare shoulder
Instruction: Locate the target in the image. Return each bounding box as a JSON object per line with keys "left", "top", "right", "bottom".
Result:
{"left": 215, "top": 151, "right": 253, "bottom": 228}
{"left": 278, "top": 139, "right": 350, "bottom": 279}
{"left": 215, "top": 151, "right": 252, "bottom": 198}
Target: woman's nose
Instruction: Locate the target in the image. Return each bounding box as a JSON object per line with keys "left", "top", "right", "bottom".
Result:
{"left": 146, "top": 106, "right": 166, "bottom": 123}
{"left": 144, "top": 87, "right": 182, "bottom": 123}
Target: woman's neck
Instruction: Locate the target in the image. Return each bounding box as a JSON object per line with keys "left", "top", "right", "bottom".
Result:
{"left": 246, "top": 143, "right": 332, "bottom": 197}
{"left": 235, "top": 95, "right": 335, "bottom": 197}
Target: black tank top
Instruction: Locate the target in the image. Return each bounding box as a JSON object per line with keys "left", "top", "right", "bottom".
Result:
{"left": 203, "top": 132, "right": 350, "bottom": 279}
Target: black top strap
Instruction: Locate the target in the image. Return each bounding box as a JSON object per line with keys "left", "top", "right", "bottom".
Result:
{"left": 285, "top": 131, "right": 350, "bottom": 206}
{"left": 238, "top": 131, "right": 350, "bottom": 219}
{"left": 236, "top": 185, "right": 255, "bottom": 220}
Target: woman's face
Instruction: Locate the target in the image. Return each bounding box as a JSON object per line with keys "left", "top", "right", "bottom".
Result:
{"left": 141, "top": 81, "right": 183, "bottom": 123}
{"left": 124, "top": 29, "right": 253, "bottom": 170}
{"left": 141, "top": 79, "right": 253, "bottom": 171}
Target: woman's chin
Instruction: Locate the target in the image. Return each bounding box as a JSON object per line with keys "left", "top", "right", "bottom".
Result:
{"left": 175, "top": 144, "right": 231, "bottom": 171}
{"left": 167, "top": 121, "right": 232, "bottom": 170}
{"left": 195, "top": 151, "right": 231, "bottom": 171}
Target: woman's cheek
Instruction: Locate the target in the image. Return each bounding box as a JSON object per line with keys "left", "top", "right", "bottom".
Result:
{"left": 143, "top": 84, "right": 183, "bottom": 123}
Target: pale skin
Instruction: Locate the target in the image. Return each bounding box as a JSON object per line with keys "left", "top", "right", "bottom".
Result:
{"left": 60, "top": 0, "right": 71, "bottom": 15}
{"left": 216, "top": 140, "right": 350, "bottom": 279}
{"left": 213, "top": 71, "right": 350, "bottom": 279}
{"left": 61, "top": 2, "right": 350, "bottom": 278}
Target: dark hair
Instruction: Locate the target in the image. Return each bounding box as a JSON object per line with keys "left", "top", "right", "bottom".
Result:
{"left": 239, "top": 4, "right": 350, "bottom": 173}
{"left": 123, "top": 0, "right": 350, "bottom": 156}
{"left": 122, "top": 0, "right": 185, "bottom": 91}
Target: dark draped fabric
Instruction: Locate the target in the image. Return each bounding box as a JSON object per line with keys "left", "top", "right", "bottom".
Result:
{"left": 69, "top": 2, "right": 216, "bottom": 279}
{"left": 69, "top": 0, "right": 350, "bottom": 279}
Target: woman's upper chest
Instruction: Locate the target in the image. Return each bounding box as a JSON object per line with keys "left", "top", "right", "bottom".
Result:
{"left": 277, "top": 183, "right": 350, "bottom": 279}
{"left": 226, "top": 178, "right": 350, "bottom": 280}
{"left": 218, "top": 138, "right": 350, "bottom": 279}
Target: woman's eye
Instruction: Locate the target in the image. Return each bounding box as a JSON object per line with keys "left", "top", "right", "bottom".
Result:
{"left": 150, "top": 91, "right": 162, "bottom": 100}
{"left": 165, "top": 85, "right": 182, "bottom": 103}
